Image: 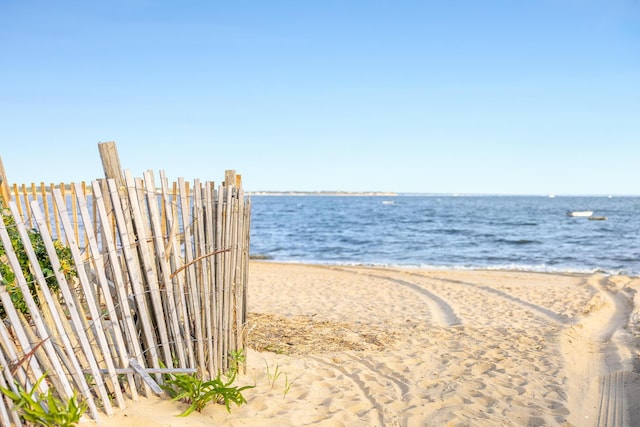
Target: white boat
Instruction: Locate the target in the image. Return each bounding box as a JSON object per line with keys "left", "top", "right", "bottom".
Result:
{"left": 566, "top": 210, "right": 593, "bottom": 217}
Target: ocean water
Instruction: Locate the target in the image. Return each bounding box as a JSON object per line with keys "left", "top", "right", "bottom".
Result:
{"left": 249, "top": 195, "right": 640, "bottom": 276}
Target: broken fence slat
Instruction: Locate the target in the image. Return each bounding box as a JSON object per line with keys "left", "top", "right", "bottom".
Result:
{"left": 128, "top": 358, "right": 164, "bottom": 395}
{"left": 87, "top": 368, "right": 197, "bottom": 375}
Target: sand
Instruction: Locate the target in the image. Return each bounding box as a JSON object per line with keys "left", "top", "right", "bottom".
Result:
{"left": 95, "top": 261, "right": 640, "bottom": 426}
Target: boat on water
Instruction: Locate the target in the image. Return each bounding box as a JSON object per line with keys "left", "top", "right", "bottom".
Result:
{"left": 588, "top": 216, "right": 607, "bottom": 221}
{"left": 566, "top": 210, "right": 594, "bottom": 217}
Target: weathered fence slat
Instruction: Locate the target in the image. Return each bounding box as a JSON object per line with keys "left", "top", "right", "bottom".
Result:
{"left": 160, "top": 171, "right": 195, "bottom": 369}
{"left": 2, "top": 203, "right": 87, "bottom": 413}
{"left": 178, "top": 177, "right": 206, "bottom": 374}
{"left": 20, "top": 184, "right": 31, "bottom": 229}
{"left": 222, "top": 183, "right": 234, "bottom": 370}
{"left": 203, "top": 181, "right": 216, "bottom": 375}
{"left": 107, "top": 178, "right": 161, "bottom": 379}
{"left": 48, "top": 191, "right": 124, "bottom": 411}
{"left": 0, "top": 362, "right": 20, "bottom": 426}
{"left": 70, "top": 184, "right": 79, "bottom": 247}
{"left": 125, "top": 171, "right": 173, "bottom": 371}
{"left": 192, "top": 180, "right": 209, "bottom": 376}
{"left": 0, "top": 354, "right": 20, "bottom": 427}
{"left": 29, "top": 201, "right": 112, "bottom": 416}
{"left": 143, "top": 171, "right": 187, "bottom": 368}
{"left": 0, "top": 317, "right": 28, "bottom": 427}
{"left": 92, "top": 180, "right": 145, "bottom": 399}
{"left": 0, "top": 157, "right": 10, "bottom": 206}
{"left": 215, "top": 183, "right": 224, "bottom": 371}
{"left": 0, "top": 283, "right": 46, "bottom": 395}
{"left": 0, "top": 290, "right": 32, "bottom": 386}
{"left": 3, "top": 207, "right": 70, "bottom": 389}
{"left": 229, "top": 186, "right": 241, "bottom": 358}
{"left": 236, "top": 188, "right": 248, "bottom": 355}
{"left": 50, "top": 183, "right": 62, "bottom": 242}
{"left": 93, "top": 367, "right": 196, "bottom": 375}
{"left": 73, "top": 182, "right": 137, "bottom": 401}
{"left": 39, "top": 182, "right": 52, "bottom": 236}
{"left": 10, "top": 185, "right": 23, "bottom": 221}
{"left": 128, "top": 358, "right": 163, "bottom": 395}
{"left": 13, "top": 200, "right": 107, "bottom": 417}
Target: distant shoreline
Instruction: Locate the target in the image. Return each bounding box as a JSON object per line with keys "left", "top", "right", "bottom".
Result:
{"left": 247, "top": 191, "right": 638, "bottom": 197}
{"left": 248, "top": 191, "right": 398, "bottom": 196}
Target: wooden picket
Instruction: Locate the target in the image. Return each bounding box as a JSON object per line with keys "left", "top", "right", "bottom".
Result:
{"left": 0, "top": 164, "right": 250, "bottom": 422}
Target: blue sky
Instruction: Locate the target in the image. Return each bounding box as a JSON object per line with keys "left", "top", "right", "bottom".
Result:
{"left": 1, "top": 1, "right": 638, "bottom": 195}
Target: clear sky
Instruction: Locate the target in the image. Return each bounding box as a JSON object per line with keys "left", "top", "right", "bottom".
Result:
{"left": 1, "top": 1, "right": 638, "bottom": 195}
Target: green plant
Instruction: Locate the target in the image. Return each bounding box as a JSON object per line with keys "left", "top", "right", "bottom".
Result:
{"left": 263, "top": 360, "right": 295, "bottom": 396}
{"left": 0, "top": 202, "right": 76, "bottom": 318}
{"left": 283, "top": 372, "right": 296, "bottom": 397}
{"left": 161, "top": 352, "right": 254, "bottom": 416}
{"left": 265, "top": 361, "right": 282, "bottom": 389}
{"left": 0, "top": 374, "right": 88, "bottom": 427}
{"left": 228, "top": 349, "right": 246, "bottom": 377}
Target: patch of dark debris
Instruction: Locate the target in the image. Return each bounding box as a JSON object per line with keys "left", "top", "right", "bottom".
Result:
{"left": 247, "top": 312, "right": 397, "bottom": 355}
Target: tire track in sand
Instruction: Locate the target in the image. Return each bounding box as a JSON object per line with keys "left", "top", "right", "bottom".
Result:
{"left": 329, "top": 266, "right": 580, "bottom": 425}
{"left": 406, "top": 271, "right": 572, "bottom": 325}
{"left": 345, "top": 266, "right": 571, "bottom": 326}
{"left": 369, "top": 268, "right": 640, "bottom": 425}
{"left": 561, "top": 275, "right": 639, "bottom": 427}
{"left": 321, "top": 266, "right": 639, "bottom": 425}
{"left": 328, "top": 266, "right": 461, "bottom": 327}
{"left": 307, "top": 355, "right": 389, "bottom": 427}
{"left": 310, "top": 266, "right": 458, "bottom": 425}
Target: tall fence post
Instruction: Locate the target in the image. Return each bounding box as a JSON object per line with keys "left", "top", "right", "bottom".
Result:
{"left": 0, "top": 156, "right": 10, "bottom": 205}
{"left": 97, "top": 142, "right": 125, "bottom": 189}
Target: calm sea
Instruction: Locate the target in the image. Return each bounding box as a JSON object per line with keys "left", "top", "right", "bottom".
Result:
{"left": 249, "top": 195, "right": 640, "bottom": 276}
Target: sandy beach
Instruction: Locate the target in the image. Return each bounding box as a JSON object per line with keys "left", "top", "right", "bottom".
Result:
{"left": 97, "top": 261, "right": 640, "bottom": 427}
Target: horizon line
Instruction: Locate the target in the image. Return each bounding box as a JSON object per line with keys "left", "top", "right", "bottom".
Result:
{"left": 247, "top": 191, "right": 640, "bottom": 197}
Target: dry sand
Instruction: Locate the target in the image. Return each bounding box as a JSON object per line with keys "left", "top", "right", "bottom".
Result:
{"left": 96, "top": 261, "right": 640, "bottom": 426}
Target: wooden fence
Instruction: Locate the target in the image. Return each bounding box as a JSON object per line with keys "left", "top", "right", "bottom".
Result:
{"left": 0, "top": 166, "right": 250, "bottom": 423}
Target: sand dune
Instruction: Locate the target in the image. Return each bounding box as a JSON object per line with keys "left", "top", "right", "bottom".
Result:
{"left": 97, "top": 262, "right": 640, "bottom": 426}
